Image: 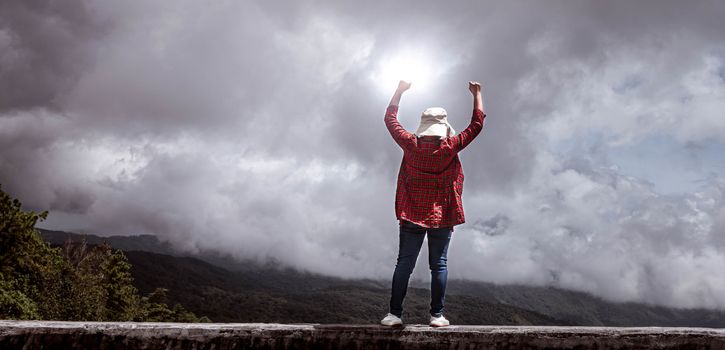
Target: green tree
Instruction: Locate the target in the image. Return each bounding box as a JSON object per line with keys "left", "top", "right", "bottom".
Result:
{"left": 135, "top": 287, "right": 210, "bottom": 322}
{"left": 0, "top": 183, "right": 54, "bottom": 318}
{"left": 0, "top": 272, "right": 39, "bottom": 319}
{"left": 101, "top": 245, "right": 142, "bottom": 321}
{"left": 0, "top": 184, "right": 208, "bottom": 322}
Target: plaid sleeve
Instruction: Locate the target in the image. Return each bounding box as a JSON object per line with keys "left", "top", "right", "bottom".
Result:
{"left": 451, "top": 109, "right": 485, "bottom": 152}
{"left": 384, "top": 105, "right": 416, "bottom": 151}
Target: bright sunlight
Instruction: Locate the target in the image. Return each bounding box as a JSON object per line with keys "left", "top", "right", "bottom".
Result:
{"left": 372, "top": 48, "right": 436, "bottom": 93}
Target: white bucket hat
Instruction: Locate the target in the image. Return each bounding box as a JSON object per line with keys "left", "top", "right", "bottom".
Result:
{"left": 415, "top": 107, "right": 455, "bottom": 138}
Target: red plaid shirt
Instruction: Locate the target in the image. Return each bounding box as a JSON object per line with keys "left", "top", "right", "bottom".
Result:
{"left": 385, "top": 105, "right": 485, "bottom": 229}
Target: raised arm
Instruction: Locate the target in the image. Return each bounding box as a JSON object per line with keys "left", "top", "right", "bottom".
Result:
{"left": 471, "top": 81, "right": 484, "bottom": 114}
{"left": 385, "top": 80, "right": 416, "bottom": 150}
{"left": 388, "top": 80, "right": 410, "bottom": 107}
{"left": 451, "top": 81, "right": 486, "bottom": 152}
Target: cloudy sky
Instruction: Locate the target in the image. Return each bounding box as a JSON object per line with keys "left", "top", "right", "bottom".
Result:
{"left": 2, "top": 0, "right": 725, "bottom": 309}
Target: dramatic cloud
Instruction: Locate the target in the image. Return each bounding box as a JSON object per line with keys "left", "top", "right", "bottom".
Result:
{"left": 2, "top": 0, "right": 725, "bottom": 309}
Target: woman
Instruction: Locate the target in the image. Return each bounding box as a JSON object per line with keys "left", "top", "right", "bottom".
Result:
{"left": 381, "top": 80, "right": 486, "bottom": 327}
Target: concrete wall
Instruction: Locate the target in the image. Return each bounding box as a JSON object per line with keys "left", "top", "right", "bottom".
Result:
{"left": 2, "top": 321, "right": 725, "bottom": 349}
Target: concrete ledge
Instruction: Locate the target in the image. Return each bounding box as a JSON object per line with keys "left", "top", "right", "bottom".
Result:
{"left": 2, "top": 320, "right": 725, "bottom": 349}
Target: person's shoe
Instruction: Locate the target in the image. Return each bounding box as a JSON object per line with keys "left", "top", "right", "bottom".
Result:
{"left": 429, "top": 314, "right": 450, "bottom": 327}
{"left": 380, "top": 313, "right": 403, "bottom": 327}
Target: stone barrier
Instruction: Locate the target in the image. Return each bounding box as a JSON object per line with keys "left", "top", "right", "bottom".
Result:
{"left": 2, "top": 320, "right": 725, "bottom": 349}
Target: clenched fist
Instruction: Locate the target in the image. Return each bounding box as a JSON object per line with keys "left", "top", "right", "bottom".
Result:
{"left": 468, "top": 81, "right": 481, "bottom": 95}
{"left": 397, "top": 80, "right": 412, "bottom": 93}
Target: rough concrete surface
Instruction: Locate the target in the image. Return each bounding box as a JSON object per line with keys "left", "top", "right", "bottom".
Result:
{"left": 2, "top": 320, "right": 725, "bottom": 349}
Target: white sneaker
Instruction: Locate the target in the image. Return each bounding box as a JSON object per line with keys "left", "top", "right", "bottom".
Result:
{"left": 429, "top": 315, "right": 450, "bottom": 327}
{"left": 380, "top": 313, "right": 403, "bottom": 326}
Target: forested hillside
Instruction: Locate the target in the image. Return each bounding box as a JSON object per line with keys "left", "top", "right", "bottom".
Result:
{"left": 0, "top": 185, "right": 207, "bottom": 322}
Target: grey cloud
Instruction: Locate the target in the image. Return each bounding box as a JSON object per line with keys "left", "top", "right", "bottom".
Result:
{"left": 2, "top": 0, "right": 725, "bottom": 309}
{"left": 471, "top": 214, "right": 511, "bottom": 237}
{"left": 0, "top": 0, "right": 105, "bottom": 111}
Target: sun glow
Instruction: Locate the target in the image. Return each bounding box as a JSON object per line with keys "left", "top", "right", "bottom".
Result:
{"left": 373, "top": 48, "right": 436, "bottom": 93}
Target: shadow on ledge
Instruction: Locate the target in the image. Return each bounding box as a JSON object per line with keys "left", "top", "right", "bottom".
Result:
{"left": 2, "top": 320, "right": 725, "bottom": 349}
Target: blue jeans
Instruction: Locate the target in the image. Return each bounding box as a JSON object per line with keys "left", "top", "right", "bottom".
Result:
{"left": 389, "top": 220, "right": 453, "bottom": 318}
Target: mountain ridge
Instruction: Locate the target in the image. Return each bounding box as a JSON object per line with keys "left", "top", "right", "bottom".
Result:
{"left": 38, "top": 228, "right": 725, "bottom": 326}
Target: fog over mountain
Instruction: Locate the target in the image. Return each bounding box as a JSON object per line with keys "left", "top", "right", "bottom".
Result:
{"left": 2, "top": 0, "right": 725, "bottom": 309}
